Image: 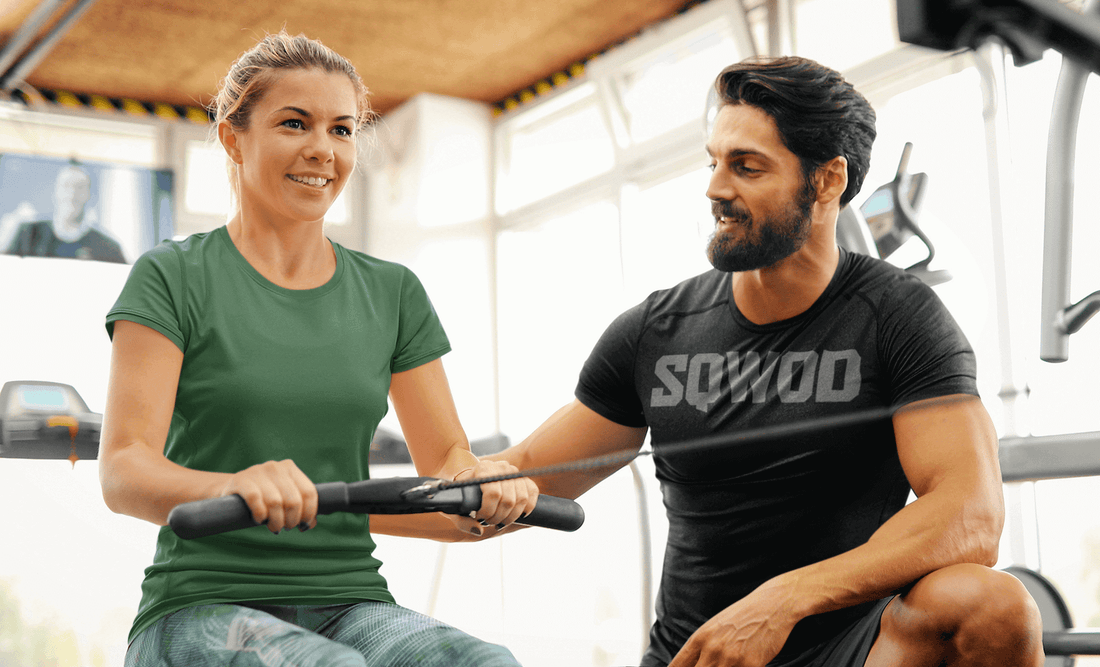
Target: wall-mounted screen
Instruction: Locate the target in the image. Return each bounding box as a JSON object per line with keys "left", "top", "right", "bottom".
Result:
{"left": 0, "top": 153, "right": 173, "bottom": 264}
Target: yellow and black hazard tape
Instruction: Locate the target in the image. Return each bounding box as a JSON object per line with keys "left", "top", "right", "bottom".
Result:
{"left": 491, "top": 0, "right": 709, "bottom": 117}
{"left": 492, "top": 59, "right": 590, "bottom": 117}
{"left": 6, "top": 86, "right": 212, "bottom": 124}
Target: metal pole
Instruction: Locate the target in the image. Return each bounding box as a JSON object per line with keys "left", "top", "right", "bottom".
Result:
{"left": 629, "top": 460, "right": 653, "bottom": 656}
{"left": 1039, "top": 0, "right": 1100, "bottom": 362}
{"left": 975, "top": 40, "right": 1040, "bottom": 569}
{"left": 0, "top": 0, "right": 101, "bottom": 91}
{"left": 0, "top": 0, "right": 67, "bottom": 86}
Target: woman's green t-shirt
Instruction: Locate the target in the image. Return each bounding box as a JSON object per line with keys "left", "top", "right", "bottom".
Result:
{"left": 105, "top": 226, "right": 451, "bottom": 642}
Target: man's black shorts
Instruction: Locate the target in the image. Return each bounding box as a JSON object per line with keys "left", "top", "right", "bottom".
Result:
{"left": 629, "top": 596, "right": 894, "bottom": 667}
{"left": 772, "top": 596, "right": 894, "bottom": 667}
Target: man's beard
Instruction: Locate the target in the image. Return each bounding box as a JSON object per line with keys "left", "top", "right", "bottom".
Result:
{"left": 706, "top": 177, "right": 817, "bottom": 273}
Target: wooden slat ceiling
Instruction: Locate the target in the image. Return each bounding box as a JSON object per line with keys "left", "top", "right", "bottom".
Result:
{"left": 0, "top": 0, "right": 700, "bottom": 117}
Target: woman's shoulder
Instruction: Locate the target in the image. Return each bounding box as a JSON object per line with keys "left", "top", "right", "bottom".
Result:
{"left": 333, "top": 242, "right": 420, "bottom": 281}
{"left": 136, "top": 229, "right": 220, "bottom": 266}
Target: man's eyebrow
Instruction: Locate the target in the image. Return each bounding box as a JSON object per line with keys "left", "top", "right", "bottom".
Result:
{"left": 705, "top": 145, "right": 769, "bottom": 161}
{"left": 277, "top": 106, "right": 357, "bottom": 123}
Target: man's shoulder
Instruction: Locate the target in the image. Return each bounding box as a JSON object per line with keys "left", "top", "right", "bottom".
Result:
{"left": 13, "top": 219, "right": 52, "bottom": 237}
{"left": 840, "top": 248, "right": 906, "bottom": 279}
{"left": 2, "top": 220, "right": 53, "bottom": 254}
{"left": 79, "top": 227, "right": 126, "bottom": 261}
{"left": 645, "top": 268, "right": 731, "bottom": 316}
{"left": 837, "top": 249, "right": 931, "bottom": 304}
{"left": 592, "top": 270, "right": 730, "bottom": 356}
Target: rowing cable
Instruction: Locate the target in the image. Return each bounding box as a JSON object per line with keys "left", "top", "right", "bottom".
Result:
{"left": 433, "top": 396, "right": 971, "bottom": 491}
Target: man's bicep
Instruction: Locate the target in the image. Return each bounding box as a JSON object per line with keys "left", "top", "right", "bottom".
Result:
{"left": 487, "top": 399, "right": 648, "bottom": 500}
{"left": 892, "top": 394, "right": 1002, "bottom": 499}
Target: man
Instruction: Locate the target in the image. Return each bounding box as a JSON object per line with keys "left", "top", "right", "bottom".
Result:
{"left": 487, "top": 56, "right": 1043, "bottom": 667}
{"left": 2, "top": 162, "right": 126, "bottom": 263}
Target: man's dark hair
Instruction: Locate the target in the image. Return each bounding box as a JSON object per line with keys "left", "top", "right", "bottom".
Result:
{"left": 712, "top": 56, "right": 876, "bottom": 206}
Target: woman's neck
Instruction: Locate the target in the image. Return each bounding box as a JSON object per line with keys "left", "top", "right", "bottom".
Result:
{"left": 226, "top": 213, "right": 336, "bottom": 290}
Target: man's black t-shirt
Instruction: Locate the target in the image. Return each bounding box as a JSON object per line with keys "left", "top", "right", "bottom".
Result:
{"left": 575, "top": 249, "right": 978, "bottom": 666}
{"left": 6, "top": 220, "right": 127, "bottom": 263}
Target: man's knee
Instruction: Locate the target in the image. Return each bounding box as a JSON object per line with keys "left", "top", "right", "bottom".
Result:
{"left": 898, "top": 564, "right": 1043, "bottom": 651}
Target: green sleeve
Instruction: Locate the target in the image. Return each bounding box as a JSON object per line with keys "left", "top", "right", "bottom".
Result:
{"left": 105, "top": 243, "right": 187, "bottom": 352}
{"left": 391, "top": 267, "right": 450, "bottom": 373}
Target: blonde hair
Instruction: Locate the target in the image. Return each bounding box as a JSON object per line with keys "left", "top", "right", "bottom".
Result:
{"left": 213, "top": 30, "right": 373, "bottom": 132}
{"left": 211, "top": 31, "right": 375, "bottom": 212}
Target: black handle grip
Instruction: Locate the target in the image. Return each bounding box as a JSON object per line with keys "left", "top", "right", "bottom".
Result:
{"left": 168, "top": 480, "right": 584, "bottom": 538}
{"left": 168, "top": 494, "right": 255, "bottom": 540}
{"left": 520, "top": 493, "right": 586, "bottom": 532}
{"left": 168, "top": 482, "right": 349, "bottom": 540}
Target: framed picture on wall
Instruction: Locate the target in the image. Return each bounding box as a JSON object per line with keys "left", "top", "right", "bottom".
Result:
{"left": 0, "top": 153, "right": 173, "bottom": 264}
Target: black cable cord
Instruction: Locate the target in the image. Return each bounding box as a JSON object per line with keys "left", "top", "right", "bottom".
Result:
{"left": 434, "top": 398, "right": 962, "bottom": 490}
{"left": 436, "top": 448, "right": 647, "bottom": 490}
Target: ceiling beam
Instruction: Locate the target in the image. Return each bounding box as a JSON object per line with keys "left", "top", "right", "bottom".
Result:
{"left": 0, "top": 0, "right": 68, "bottom": 82}
{"left": 0, "top": 0, "right": 100, "bottom": 92}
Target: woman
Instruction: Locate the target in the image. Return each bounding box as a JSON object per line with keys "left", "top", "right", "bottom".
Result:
{"left": 100, "top": 31, "right": 537, "bottom": 667}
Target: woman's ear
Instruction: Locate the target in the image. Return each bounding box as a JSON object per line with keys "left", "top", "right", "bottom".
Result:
{"left": 218, "top": 121, "right": 243, "bottom": 165}
{"left": 815, "top": 155, "right": 848, "bottom": 205}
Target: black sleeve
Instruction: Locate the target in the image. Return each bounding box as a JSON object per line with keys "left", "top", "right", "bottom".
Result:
{"left": 575, "top": 301, "right": 650, "bottom": 428}
{"left": 879, "top": 276, "right": 979, "bottom": 406}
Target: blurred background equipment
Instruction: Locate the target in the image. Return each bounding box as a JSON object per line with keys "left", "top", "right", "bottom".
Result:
{"left": 0, "top": 380, "right": 100, "bottom": 461}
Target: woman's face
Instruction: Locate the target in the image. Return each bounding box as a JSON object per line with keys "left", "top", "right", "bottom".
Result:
{"left": 227, "top": 68, "right": 358, "bottom": 226}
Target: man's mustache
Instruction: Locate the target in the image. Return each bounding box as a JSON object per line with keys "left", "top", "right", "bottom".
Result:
{"left": 711, "top": 200, "right": 751, "bottom": 225}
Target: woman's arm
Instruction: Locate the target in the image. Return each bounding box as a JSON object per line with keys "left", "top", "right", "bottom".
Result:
{"left": 387, "top": 358, "right": 538, "bottom": 536}
{"left": 99, "top": 320, "right": 317, "bottom": 533}
{"left": 484, "top": 399, "right": 649, "bottom": 500}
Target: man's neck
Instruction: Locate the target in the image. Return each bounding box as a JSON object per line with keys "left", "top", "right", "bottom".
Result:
{"left": 730, "top": 239, "right": 840, "bottom": 325}
{"left": 52, "top": 214, "right": 90, "bottom": 243}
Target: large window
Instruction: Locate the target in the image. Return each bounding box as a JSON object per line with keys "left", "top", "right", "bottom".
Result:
{"left": 182, "top": 139, "right": 231, "bottom": 218}
{"left": 620, "top": 166, "right": 714, "bottom": 305}
{"left": 496, "top": 200, "right": 624, "bottom": 439}
{"left": 0, "top": 105, "right": 157, "bottom": 166}
{"left": 495, "top": 85, "right": 615, "bottom": 214}
{"left": 493, "top": 2, "right": 750, "bottom": 442}
{"left": 613, "top": 22, "right": 741, "bottom": 144}
{"left": 1035, "top": 478, "right": 1100, "bottom": 635}
{"left": 795, "top": 0, "right": 901, "bottom": 71}
{"left": 853, "top": 66, "right": 1005, "bottom": 409}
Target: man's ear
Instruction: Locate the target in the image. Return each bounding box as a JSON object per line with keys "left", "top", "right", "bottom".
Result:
{"left": 218, "top": 121, "right": 243, "bottom": 165}
{"left": 815, "top": 156, "right": 848, "bottom": 205}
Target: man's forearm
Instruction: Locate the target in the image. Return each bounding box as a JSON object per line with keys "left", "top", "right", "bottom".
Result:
{"left": 772, "top": 486, "right": 1002, "bottom": 622}
{"left": 482, "top": 400, "right": 648, "bottom": 500}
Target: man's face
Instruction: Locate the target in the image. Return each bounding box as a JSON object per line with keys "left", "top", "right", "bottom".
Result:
{"left": 704, "top": 104, "right": 816, "bottom": 273}
{"left": 53, "top": 166, "right": 92, "bottom": 225}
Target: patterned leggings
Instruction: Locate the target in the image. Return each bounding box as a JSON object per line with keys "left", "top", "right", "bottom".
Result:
{"left": 125, "top": 601, "right": 522, "bottom": 667}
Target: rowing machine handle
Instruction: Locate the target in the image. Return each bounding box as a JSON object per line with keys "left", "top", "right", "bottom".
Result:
{"left": 168, "top": 482, "right": 351, "bottom": 540}
{"left": 168, "top": 482, "right": 584, "bottom": 539}
{"left": 459, "top": 485, "right": 585, "bottom": 533}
